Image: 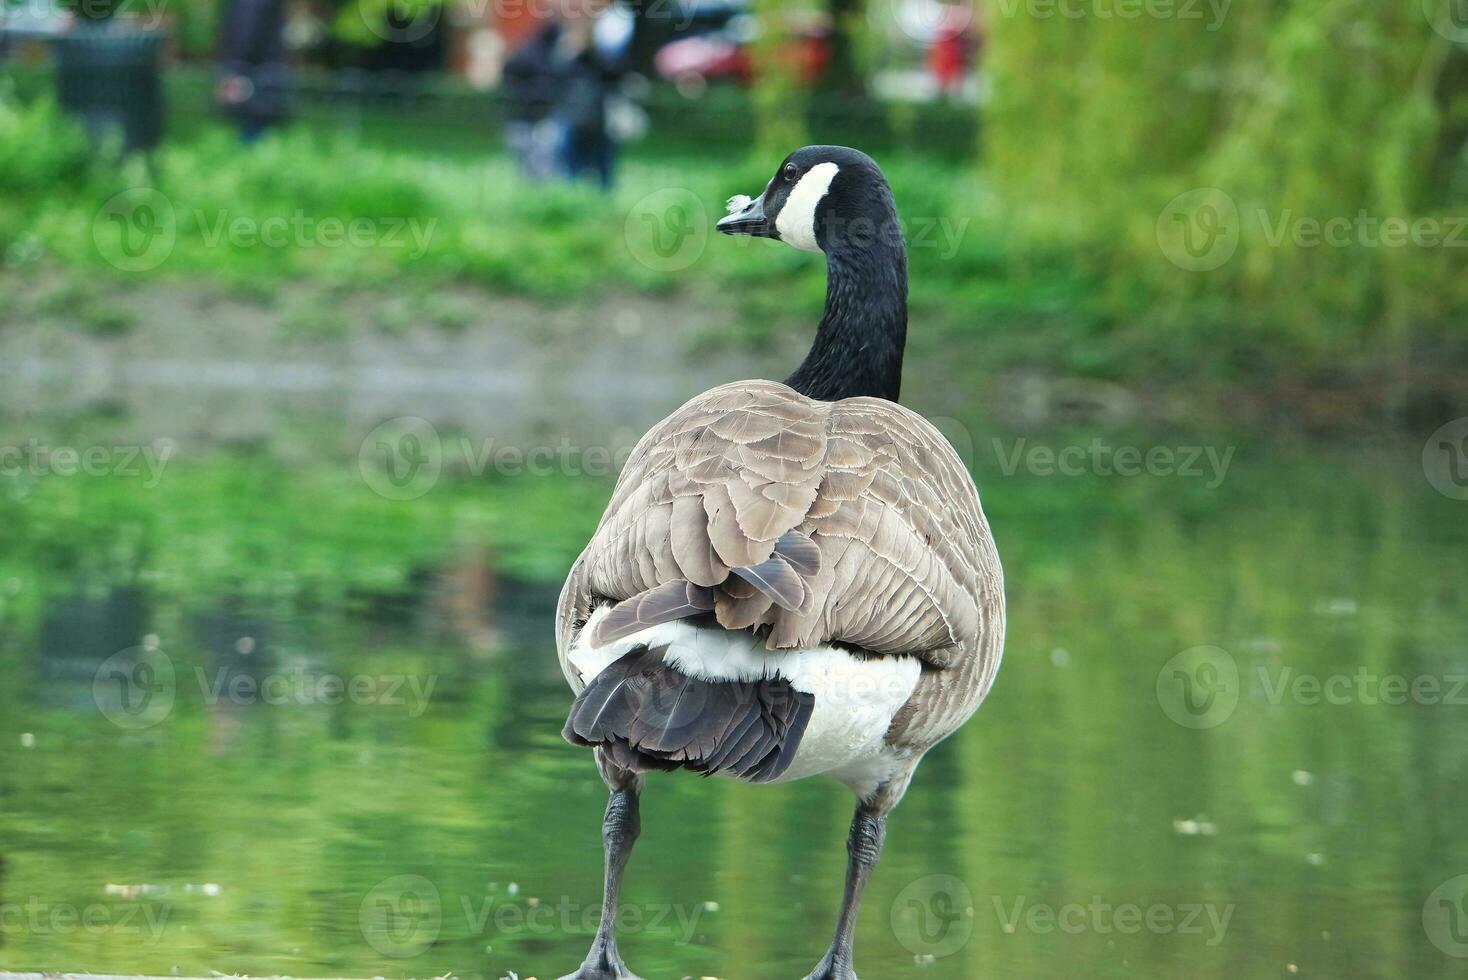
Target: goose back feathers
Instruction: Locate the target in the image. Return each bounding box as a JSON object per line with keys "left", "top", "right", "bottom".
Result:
{"left": 557, "top": 378, "right": 1004, "bottom": 751}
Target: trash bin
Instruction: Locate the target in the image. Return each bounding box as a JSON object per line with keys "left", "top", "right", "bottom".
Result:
{"left": 52, "top": 23, "right": 165, "bottom": 153}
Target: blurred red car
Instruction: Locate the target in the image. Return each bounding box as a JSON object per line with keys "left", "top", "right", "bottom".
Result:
{"left": 653, "top": 13, "right": 832, "bottom": 90}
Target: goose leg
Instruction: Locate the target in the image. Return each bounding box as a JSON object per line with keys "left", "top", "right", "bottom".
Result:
{"left": 802, "top": 800, "right": 886, "bottom": 980}
{"left": 559, "top": 778, "right": 644, "bottom": 980}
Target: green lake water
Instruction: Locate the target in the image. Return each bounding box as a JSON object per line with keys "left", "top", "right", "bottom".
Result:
{"left": 1, "top": 416, "right": 1465, "bottom": 980}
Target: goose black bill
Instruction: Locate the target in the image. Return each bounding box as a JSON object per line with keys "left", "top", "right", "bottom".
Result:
{"left": 716, "top": 194, "right": 775, "bottom": 237}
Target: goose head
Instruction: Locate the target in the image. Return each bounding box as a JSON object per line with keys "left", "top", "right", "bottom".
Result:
{"left": 718, "top": 146, "right": 909, "bottom": 403}
{"left": 716, "top": 145, "right": 901, "bottom": 255}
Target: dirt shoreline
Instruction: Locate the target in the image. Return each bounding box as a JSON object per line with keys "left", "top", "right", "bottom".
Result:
{"left": 1, "top": 278, "right": 1453, "bottom": 442}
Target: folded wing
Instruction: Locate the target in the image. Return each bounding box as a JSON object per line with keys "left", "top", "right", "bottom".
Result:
{"left": 561, "top": 380, "right": 1000, "bottom": 674}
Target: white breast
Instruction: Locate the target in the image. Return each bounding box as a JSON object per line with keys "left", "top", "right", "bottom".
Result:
{"left": 569, "top": 607, "right": 920, "bottom": 796}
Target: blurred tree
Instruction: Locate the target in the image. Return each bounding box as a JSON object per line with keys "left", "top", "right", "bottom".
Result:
{"left": 749, "top": 0, "right": 809, "bottom": 154}
{"left": 820, "top": 0, "right": 866, "bottom": 95}
{"left": 982, "top": 0, "right": 1468, "bottom": 362}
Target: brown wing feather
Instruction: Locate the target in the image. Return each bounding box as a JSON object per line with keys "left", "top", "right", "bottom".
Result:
{"left": 560, "top": 380, "right": 1003, "bottom": 697}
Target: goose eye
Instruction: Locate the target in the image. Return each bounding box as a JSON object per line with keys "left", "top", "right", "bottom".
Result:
{"left": 783, "top": 163, "right": 799, "bottom": 181}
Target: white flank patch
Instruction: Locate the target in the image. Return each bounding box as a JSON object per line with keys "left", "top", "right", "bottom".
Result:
{"left": 569, "top": 605, "right": 919, "bottom": 795}
{"left": 775, "top": 161, "right": 839, "bottom": 252}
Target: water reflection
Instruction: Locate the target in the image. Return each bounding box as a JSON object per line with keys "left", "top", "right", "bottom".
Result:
{"left": 0, "top": 430, "right": 1465, "bottom": 980}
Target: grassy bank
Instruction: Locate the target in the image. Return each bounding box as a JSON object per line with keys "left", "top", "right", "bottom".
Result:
{"left": 1, "top": 86, "right": 1463, "bottom": 405}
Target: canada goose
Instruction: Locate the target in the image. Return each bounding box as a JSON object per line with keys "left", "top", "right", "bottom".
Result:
{"left": 555, "top": 145, "right": 1005, "bottom": 980}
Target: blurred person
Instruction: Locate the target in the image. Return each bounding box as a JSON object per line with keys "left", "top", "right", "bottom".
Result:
{"left": 215, "top": 0, "right": 289, "bottom": 143}
{"left": 927, "top": 4, "right": 980, "bottom": 97}
{"left": 503, "top": 0, "right": 634, "bottom": 188}
{"left": 502, "top": 17, "right": 563, "bottom": 180}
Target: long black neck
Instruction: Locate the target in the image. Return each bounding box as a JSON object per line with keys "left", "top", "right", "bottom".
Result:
{"left": 784, "top": 222, "right": 908, "bottom": 403}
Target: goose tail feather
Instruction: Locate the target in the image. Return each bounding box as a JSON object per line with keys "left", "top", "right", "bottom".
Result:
{"left": 562, "top": 645, "right": 814, "bottom": 783}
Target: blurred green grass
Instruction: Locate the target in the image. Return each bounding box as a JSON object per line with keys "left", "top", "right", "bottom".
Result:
{"left": 1, "top": 76, "right": 1463, "bottom": 391}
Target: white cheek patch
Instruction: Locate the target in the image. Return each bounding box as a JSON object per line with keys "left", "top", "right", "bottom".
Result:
{"left": 776, "top": 162, "right": 839, "bottom": 252}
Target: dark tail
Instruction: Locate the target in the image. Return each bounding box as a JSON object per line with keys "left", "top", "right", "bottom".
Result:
{"left": 563, "top": 646, "right": 814, "bottom": 782}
